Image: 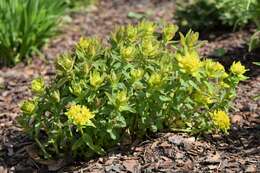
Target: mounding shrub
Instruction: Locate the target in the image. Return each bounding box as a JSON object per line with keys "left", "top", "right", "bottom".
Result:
{"left": 19, "top": 22, "right": 247, "bottom": 159}
{"left": 0, "top": 0, "right": 66, "bottom": 66}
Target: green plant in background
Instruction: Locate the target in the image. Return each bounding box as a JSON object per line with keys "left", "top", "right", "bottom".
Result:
{"left": 175, "top": 0, "right": 253, "bottom": 32}
{"left": 175, "top": 0, "right": 220, "bottom": 31}
{"left": 247, "top": 0, "right": 260, "bottom": 51}
{"left": 215, "top": 0, "right": 253, "bottom": 27}
{"left": 19, "top": 22, "right": 246, "bottom": 159}
{"left": 65, "top": 0, "right": 96, "bottom": 9}
{"left": 175, "top": 0, "right": 260, "bottom": 51}
{"left": 0, "top": 0, "right": 66, "bottom": 66}
{"left": 252, "top": 62, "right": 260, "bottom": 100}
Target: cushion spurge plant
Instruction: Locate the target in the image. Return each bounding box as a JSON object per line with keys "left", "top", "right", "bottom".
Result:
{"left": 19, "top": 21, "right": 246, "bottom": 159}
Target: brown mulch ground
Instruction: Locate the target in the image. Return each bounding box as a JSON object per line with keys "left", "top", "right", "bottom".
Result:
{"left": 0, "top": 0, "right": 259, "bottom": 172}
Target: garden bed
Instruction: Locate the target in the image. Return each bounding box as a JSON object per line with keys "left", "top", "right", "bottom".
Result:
{"left": 0, "top": 0, "right": 259, "bottom": 172}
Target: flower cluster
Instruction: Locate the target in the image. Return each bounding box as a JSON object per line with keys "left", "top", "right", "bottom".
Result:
{"left": 66, "top": 105, "right": 95, "bottom": 127}
{"left": 203, "top": 59, "right": 227, "bottom": 78}
{"left": 193, "top": 91, "right": 213, "bottom": 105}
{"left": 148, "top": 73, "right": 162, "bottom": 88}
{"left": 31, "top": 78, "right": 45, "bottom": 94}
{"left": 230, "top": 61, "right": 247, "bottom": 76}
{"left": 210, "top": 110, "right": 231, "bottom": 133}
{"left": 177, "top": 51, "right": 201, "bottom": 77}
{"left": 120, "top": 46, "right": 136, "bottom": 61}
{"left": 21, "top": 100, "right": 36, "bottom": 115}
{"left": 130, "top": 68, "right": 144, "bottom": 81}
{"left": 90, "top": 70, "right": 105, "bottom": 89}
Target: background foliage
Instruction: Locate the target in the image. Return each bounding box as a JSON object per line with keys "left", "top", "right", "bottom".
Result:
{"left": 0, "top": 0, "right": 66, "bottom": 66}
{"left": 175, "top": 0, "right": 253, "bottom": 32}
{"left": 65, "top": 0, "right": 96, "bottom": 9}
{"left": 248, "top": 0, "right": 260, "bottom": 51}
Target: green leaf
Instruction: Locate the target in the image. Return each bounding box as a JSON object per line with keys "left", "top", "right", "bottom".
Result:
{"left": 86, "top": 121, "right": 96, "bottom": 128}
{"left": 113, "top": 113, "right": 127, "bottom": 128}
{"left": 159, "top": 95, "right": 171, "bottom": 102}
{"left": 127, "top": 12, "right": 145, "bottom": 20}
{"left": 213, "top": 48, "right": 226, "bottom": 57}
{"left": 83, "top": 134, "right": 105, "bottom": 155}
{"left": 72, "top": 138, "right": 83, "bottom": 151}
{"left": 105, "top": 92, "right": 115, "bottom": 105}
{"left": 188, "top": 80, "right": 200, "bottom": 90}
{"left": 249, "top": 31, "right": 260, "bottom": 51}
{"left": 106, "top": 128, "right": 117, "bottom": 140}
{"left": 150, "top": 124, "right": 158, "bottom": 132}
{"left": 118, "top": 105, "right": 136, "bottom": 113}
{"left": 253, "top": 62, "right": 260, "bottom": 66}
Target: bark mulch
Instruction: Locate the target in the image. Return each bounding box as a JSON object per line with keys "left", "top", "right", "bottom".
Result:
{"left": 0, "top": 0, "right": 259, "bottom": 172}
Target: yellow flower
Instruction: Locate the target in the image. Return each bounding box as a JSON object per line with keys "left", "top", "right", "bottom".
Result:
{"left": 69, "top": 81, "right": 82, "bottom": 96}
{"left": 120, "top": 46, "right": 135, "bottom": 61}
{"left": 148, "top": 73, "right": 162, "bottom": 87}
{"left": 66, "top": 105, "right": 95, "bottom": 126}
{"left": 116, "top": 90, "right": 128, "bottom": 106}
{"left": 180, "top": 31, "right": 199, "bottom": 48}
{"left": 77, "top": 38, "right": 99, "bottom": 57}
{"left": 210, "top": 110, "right": 230, "bottom": 133}
{"left": 141, "top": 39, "right": 158, "bottom": 57}
{"left": 90, "top": 70, "right": 105, "bottom": 89}
{"left": 31, "top": 78, "right": 45, "bottom": 94}
{"left": 82, "top": 63, "right": 91, "bottom": 74}
{"left": 56, "top": 54, "right": 74, "bottom": 73}
{"left": 21, "top": 100, "right": 36, "bottom": 115}
{"left": 187, "top": 32, "right": 199, "bottom": 48}
{"left": 77, "top": 37, "right": 90, "bottom": 50}
{"left": 230, "top": 61, "right": 246, "bottom": 75}
{"left": 115, "top": 90, "right": 129, "bottom": 112}
{"left": 138, "top": 21, "right": 156, "bottom": 36}
{"left": 193, "top": 91, "right": 213, "bottom": 104}
{"left": 51, "top": 90, "right": 60, "bottom": 103}
{"left": 177, "top": 51, "right": 201, "bottom": 76}
{"left": 109, "top": 71, "right": 120, "bottom": 86}
{"left": 220, "top": 81, "right": 230, "bottom": 88}
{"left": 203, "top": 59, "right": 227, "bottom": 78}
{"left": 163, "top": 24, "right": 178, "bottom": 41}
{"left": 126, "top": 25, "right": 138, "bottom": 42}
{"left": 130, "top": 68, "right": 144, "bottom": 81}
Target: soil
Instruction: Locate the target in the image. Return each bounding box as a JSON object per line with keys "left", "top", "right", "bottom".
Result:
{"left": 0, "top": 0, "right": 259, "bottom": 172}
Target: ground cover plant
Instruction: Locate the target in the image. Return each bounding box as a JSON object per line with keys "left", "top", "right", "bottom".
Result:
{"left": 0, "top": 0, "right": 66, "bottom": 66}
{"left": 18, "top": 21, "right": 247, "bottom": 160}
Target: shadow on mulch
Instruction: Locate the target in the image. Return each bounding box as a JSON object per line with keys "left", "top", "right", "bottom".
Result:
{"left": 205, "top": 126, "right": 260, "bottom": 153}
{"left": 0, "top": 128, "right": 36, "bottom": 172}
{"left": 1, "top": 124, "right": 259, "bottom": 172}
